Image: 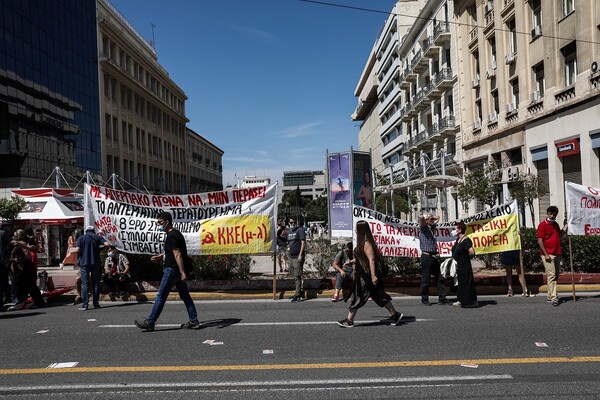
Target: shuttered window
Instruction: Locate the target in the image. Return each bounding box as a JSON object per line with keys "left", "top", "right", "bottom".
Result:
{"left": 536, "top": 159, "right": 550, "bottom": 216}
{"left": 562, "top": 154, "right": 582, "bottom": 185}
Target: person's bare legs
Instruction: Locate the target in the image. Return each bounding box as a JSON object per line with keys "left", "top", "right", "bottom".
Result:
{"left": 504, "top": 265, "right": 514, "bottom": 296}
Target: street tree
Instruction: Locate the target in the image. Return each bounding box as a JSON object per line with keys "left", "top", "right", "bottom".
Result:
{"left": 0, "top": 195, "right": 27, "bottom": 221}
{"left": 509, "top": 172, "right": 546, "bottom": 225}
{"left": 457, "top": 162, "right": 502, "bottom": 210}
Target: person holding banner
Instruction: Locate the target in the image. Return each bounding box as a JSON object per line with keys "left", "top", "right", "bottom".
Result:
{"left": 337, "top": 220, "right": 403, "bottom": 327}
{"left": 451, "top": 222, "right": 478, "bottom": 308}
{"left": 536, "top": 206, "right": 568, "bottom": 307}
{"left": 418, "top": 214, "right": 448, "bottom": 306}
{"left": 135, "top": 212, "right": 200, "bottom": 331}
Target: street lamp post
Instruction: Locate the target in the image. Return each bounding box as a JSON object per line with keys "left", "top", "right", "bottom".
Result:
{"left": 389, "top": 164, "right": 395, "bottom": 217}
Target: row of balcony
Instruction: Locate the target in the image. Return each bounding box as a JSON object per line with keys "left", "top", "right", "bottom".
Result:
{"left": 392, "top": 153, "right": 460, "bottom": 186}
{"left": 379, "top": 68, "right": 455, "bottom": 134}
{"left": 404, "top": 115, "right": 458, "bottom": 152}
{"left": 398, "top": 22, "right": 451, "bottom": 86}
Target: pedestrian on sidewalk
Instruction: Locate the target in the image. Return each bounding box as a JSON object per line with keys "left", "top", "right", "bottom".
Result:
{"left": 537, "top": 206, "right": 567, "bottom": 306}
{"left": 337, "top": 220, "right": 402, "bottom": 328}
{"left": 135, "top": 211, "right": 200, "bottom": 331}
{"left": 75, "top": 226, "right": 109, "bottom": 310}
{"left": 418, "top": 213, "right": 448, "bottom": 306}
{"left": 331, "top": 242, "right": 353, "bottom": 302}
{"left": 286, "top": 218, "right": 306, "bottom": 302}
{"left": 451, "top": 222, "right": 478, "bottom": 308}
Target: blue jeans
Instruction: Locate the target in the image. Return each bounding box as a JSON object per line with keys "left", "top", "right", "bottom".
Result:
{"left": 80, "top": 264, "right": 101, "bottom": 307}
{"left": 148, "top": 267, "right": 198, "bottom": 324}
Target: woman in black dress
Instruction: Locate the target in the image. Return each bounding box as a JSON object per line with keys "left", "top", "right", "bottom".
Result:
{"left": 452, "top": 222, "right": 478, "bottom": 308}
{"left": 337, "top": 220, "right": 403, "bottom": 327}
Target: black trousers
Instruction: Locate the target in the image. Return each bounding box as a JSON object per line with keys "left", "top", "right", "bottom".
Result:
{"left": 16, "top": 264, "right": 45, "bottom": 306}
{"left": 420, "top": 254, "right": 446, "bottom": 301}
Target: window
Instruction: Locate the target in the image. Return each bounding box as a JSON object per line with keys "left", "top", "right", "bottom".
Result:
{"left": 510, "top": 78, "right": 519, "bottom": 107}
{"left": 507, "top": 19, "right": 516, "bottom": 53}
{"left": 531, "top": 0, "right": 541, "bottom": 28}
{"left": 563, "top": 0, "right": 574, "bottom": 16}
{"left": 533, "top": 63, "right": 545, "bottom": 97}
{"left": 562, "top": 42, "right": 577, "bottom": 86}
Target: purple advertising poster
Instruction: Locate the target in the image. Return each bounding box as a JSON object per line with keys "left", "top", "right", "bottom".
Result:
{"left": 329, "top": 152, "right": 352, "bottom": 237}
{"left": 353, "top": 152, "right": 373, "bottom": 210}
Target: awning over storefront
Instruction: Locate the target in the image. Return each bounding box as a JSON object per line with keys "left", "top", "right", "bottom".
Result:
{"left": 12, "top": 188, "right": 83, "bottom": 225}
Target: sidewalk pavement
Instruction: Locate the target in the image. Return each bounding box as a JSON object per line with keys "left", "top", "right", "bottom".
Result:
{"left": 44, "top": 255, "right": 600, "bottom": 302}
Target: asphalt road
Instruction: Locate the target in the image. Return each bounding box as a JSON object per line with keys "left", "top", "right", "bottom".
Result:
{"left": 1, "top": 293, "right": 600, "bottom": 399}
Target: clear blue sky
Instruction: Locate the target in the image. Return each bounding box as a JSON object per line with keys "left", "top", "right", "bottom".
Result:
{"left": 110, "top": 0, "right": 396, "bottom": 187}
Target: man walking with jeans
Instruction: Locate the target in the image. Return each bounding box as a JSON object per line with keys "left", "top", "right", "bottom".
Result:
{"left": 419, "top": 213, "right": 447, "bottom": 306}
{"left": 287, "top": 218, "right": 306, "bottom": 302}
{"left": 135, "top": 211, "right": 200, "bottom": 331}
{"left": 76, "top": 226, "right": 109, "bottom": 310}
{"left": 537, "top": 205, "right": 568, "bottom": 306}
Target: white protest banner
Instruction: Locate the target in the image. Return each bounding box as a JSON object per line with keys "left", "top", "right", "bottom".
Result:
{"left": 352, "top": 200, "right": 521, "bottom": 257}
{"left": 565, "top": 181, "right": 600, "bottom": 235}
{"left": 83, "top": 183, "right": 277, "bottom": 255}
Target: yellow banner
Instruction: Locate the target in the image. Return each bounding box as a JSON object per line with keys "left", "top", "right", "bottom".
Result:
{"left": 465, "top": 213, "right": 521, "bottom": 254}
{"left": 200, "top": 215, "right": 272, "bottom": 255}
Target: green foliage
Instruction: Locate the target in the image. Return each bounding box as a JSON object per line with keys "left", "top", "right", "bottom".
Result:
{"left": 385, "top": 256, "right": 421, "bottom": 276}
{"left": 192, "top": 254, "right": 253, "bottom": 280}
{"left": 127, "top": 253, "right": 253, "bottom": 281}
{"left": 509, "top": 173, "right": 546, "bottom": 226}
{"left": 305, "top": 237, "right": 336, "bottom": 278}
{"left": 457, "top": 163, "right": 502, "bottom": 209}
{"left": 278, "top": 187, "right": 327, "bottom": 222}
{"left": 0, "top": 196, "right": 27, "bottom": 221}
{"left": 375, "top": 191, "right": 410, "bottom": 218}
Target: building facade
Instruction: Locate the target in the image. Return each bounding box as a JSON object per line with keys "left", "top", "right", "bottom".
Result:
{"left": 454, "top": 0, "right": 600, "bottom": 225}
{"left": 281, "top": 170, "right": 326, "bottom": 200}
{"left": 354, "top": 0, "right": 463, "bottom": 221}
{"left": 357, "top": 0, "right": 600, "bottom": 224}
{"left": 186, "top": 127, "right": 223, "bottom": 193}
{"left": 98, "top": 0, "right": 190, "bottom": 194}
{"left": 0, "top": 0, "right": 101, "bottom": 189}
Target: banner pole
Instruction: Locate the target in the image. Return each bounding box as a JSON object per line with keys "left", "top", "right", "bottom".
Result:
{"left": 569, "top": 236, "right": 576, "bottom": 302}
{"left": 273, "top": 251, "right": 277, "bottom": 300}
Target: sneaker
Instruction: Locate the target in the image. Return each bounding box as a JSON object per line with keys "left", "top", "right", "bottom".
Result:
{"left": 77, "top": 306, "right": 88, "bottom": 311}
{"left": 391, "top": 312, "right": 404, "bottom": 326}
{"left": 452, "top": 301, "right": 462, "bottom": 307}
{"left": 421, "top": 300, "right": 432, "bottom": 306}
{"left": 93, "top": 303, "right": 101, "bottom": 309}
{"left": 291, "top": 296, "right": 302, "bottom": 303}
{"left": 337, "top": 319, "right": 354, "bottom": 328}
{"left": 552, "top": 299, "right": 560, "bottom": 307}
{"left": 135, "top": 319, "right": 155, "bottom": 331}
{"left": 8, "top": 302, "right": 26, "bottom": 311}
{"left": 182, "top": 320, "right": 201, "bottom": 330}
{"left": 331, "top": 296, "right": 339, "bottom": 302}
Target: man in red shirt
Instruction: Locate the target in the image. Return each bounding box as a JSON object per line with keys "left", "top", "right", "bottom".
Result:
{"left": 537, "top": 205, "right": 568, "bottom": 306}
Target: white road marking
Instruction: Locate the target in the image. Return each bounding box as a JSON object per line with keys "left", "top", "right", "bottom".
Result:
{"left": 46, "top": 362, "right": 78, "bottom": 369}
{"left": 0, "top": 374, "right": 513, "bottom": 392}
{"left": 36, "top": 330, "right": 49, "bottom": 334}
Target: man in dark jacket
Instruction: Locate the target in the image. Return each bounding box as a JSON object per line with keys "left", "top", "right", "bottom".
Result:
{"left": 76, "top": 226, "right": 108, "bottom": 310}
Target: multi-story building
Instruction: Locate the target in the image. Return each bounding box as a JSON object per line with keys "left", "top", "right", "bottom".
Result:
{"left": 0, "top": 0, "right": 223, "bottom": 195}
{"left": 0, "top": 0, "right": 102, "bottom": 189}
{"left": 354, "top": 0, "right": 462, "bottom": 221}
{"left": 239, "top": 175, "right": 271, "bottom": 189}
{"left": 454, "top": 0, "right": 600, "bottom": 224}
{"left": 281, "top": 170, "right": 326, "bottom": 200}
{"left": 98, "top": 0, "right": 191, "bottom": 194}
{"left": 186, "top": 127, "right": 223, "bottom": 193}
